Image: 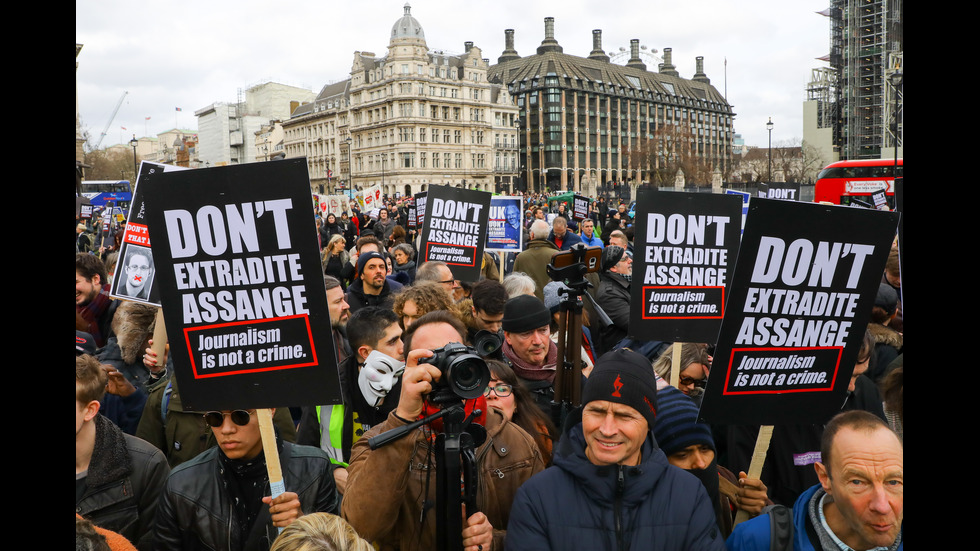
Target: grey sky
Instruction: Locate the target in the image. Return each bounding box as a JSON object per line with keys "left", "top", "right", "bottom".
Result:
{"left": 77, "top": 0, "right": 831, "bottom": 150}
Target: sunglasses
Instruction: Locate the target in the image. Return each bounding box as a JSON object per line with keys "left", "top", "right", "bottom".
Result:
{"left": 203, "top": 410, "right": 255, "bottom": 428}
{"left": 484, "top": 383, "right": 513, "bottom": 398}
{"left": 678, "top": 377, "right": 708, "bottom": 389}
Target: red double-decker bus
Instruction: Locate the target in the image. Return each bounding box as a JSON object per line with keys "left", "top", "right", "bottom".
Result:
{"left": 813, "top": 159, "right": 902, "bottom": 208}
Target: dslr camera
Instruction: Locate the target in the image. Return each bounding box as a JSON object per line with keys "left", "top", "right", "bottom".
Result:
{"left": 422, "top": 343, "right": 491, "bottom": 403}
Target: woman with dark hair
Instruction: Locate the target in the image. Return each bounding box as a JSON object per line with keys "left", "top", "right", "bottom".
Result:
{"left": 484, "top": 360, "right": 557, "bottom": 465}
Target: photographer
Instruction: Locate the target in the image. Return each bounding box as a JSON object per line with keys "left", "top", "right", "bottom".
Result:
{"left": 341, "top": 311, "right": 545, "bottom": 551}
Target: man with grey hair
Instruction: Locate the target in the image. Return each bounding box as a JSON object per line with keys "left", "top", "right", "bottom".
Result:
{"left": 514, "top": 220, "right": 559, "bottom": 302}
{"left": 414, "top": 260, "right": 459, "bottom": 296}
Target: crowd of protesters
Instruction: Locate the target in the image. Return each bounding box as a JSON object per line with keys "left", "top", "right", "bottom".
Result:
{"left": 76, "top": 190, "right": 903, "bottom": 550}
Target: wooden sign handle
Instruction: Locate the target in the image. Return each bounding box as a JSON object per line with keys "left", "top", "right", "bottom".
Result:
{"left": 733, "top": 424, "right": 773, "bottom": 526}
{"left": 257, "top": 408, "right": 285, "bottom": 534}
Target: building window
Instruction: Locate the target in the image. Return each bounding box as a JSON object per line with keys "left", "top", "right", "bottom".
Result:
{"left": 444, "top": 130, "right": 451, "bottom": 143}
{"left": 454, "top": 153, "right": 462, "bottom": 168}
{"left": 402, "top": 152, "right": 414, "bottom": 168}
{"left": 454, "top": 130, "right": 462, "bottom": 144}
{"left": 420, "top": 152, "right": 427, "bottom": 168}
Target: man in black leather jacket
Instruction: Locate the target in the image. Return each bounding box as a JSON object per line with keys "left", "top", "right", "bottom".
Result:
{"left": 154, "top": 408, "right": 339, "bottom": 551}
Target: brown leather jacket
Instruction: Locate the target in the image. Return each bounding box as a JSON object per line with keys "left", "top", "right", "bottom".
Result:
{"left": 342, "top": 408, "right": 545, "bottom": 551}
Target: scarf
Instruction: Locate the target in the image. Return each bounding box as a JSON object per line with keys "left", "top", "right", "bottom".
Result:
{"left": 218, "top": 440, "right": 279, "bottom": 551}
{"left": 504, "top": 339, "right": 558, "bottom": 382}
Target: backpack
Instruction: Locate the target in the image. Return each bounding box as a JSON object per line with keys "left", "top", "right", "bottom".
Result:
{"left": 761, "top": 504, "right": 794, "bottom": 551}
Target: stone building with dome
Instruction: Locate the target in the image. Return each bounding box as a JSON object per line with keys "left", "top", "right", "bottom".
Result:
{"left": 283, "top": 4, "right": 519, "bottom": 198}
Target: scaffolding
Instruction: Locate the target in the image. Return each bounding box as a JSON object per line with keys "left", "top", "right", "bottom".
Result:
{"left": 806, "top": 68, "right": 837, "bottom": 130}
{"left": 831, "top": 0, "right": 902, "bottom": 160}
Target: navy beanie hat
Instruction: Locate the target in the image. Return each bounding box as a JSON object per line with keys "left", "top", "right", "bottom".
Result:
{"left": 651, "top": 385, "right": 715, "bottom": 456}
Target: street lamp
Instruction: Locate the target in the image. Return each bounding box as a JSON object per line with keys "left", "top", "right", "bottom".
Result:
{"left": 129, "top": 135, "right": 139, "bottom": 184}
{"left": 345, "top": 137, "right": 353, "bottom": 192}
{"left": 766, "top": 118, "right": 773, "bottom": 183}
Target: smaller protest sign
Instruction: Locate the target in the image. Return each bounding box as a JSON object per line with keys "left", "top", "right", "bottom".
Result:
{"left": 361, "top": 184, "right": 382, "bottom": 212}
{"left": 699, "top": 198, "right": 899, "bottom": 426}
{"left": 486, "top": 196, "right": 523, "bottom": 251}
{"left": 757, "top": 183, "right": 801, "bottom": 201}
{"left": 414, "top": 191, "right": 428, "bottom": 229}
{"left": 418, "top": 185, "right": 491, "bottom": 282}
{"left": 111, "top": 162, "right": 186, "bottom": 306}
{"left": 79, "top": 204, "right": 94, "bottom": 220}
{"left": 871, "top": 189, "right": 888, "bottom": 210}
{"left": 630, "top": 191, "right": 742, "bottom": 343}
{"left": 572, "top": 194, "right": 590, "bottom": 221}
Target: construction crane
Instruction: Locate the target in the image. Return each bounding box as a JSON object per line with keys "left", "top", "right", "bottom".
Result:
{"left": 92, "top": 91, "right": 128, "bottom": 150}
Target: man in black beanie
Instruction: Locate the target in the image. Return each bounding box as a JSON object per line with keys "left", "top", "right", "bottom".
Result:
{"left": 501, "top": 294, "right": 558, "bottom": 413}
{"left": 506, "top": 349, "right": 726, "bottom": 550}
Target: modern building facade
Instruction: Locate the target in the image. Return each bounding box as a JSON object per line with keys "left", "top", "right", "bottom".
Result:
{"left": 805, "top": 0, "right": 903, "bottom": 161}
{"left": 196, "top": 82, "right": 314, "bottom": 167}
{"left": 283, "top": 4, "right": 519, "bottom": 198}
{"left": 488, "top": 19, "right": 734, "bottom": 196}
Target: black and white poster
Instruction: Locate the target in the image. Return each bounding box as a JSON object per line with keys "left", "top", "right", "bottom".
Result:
{"left": 414, "top": 191, "right": 427, "bottom": 230}
{"left": 699, "top": 198, "right": 899, "bottom": 425}
{"left": 758, "top": 182, "right": 801, "bottom": 201}
{"left": 630, "top": 191, "right": 742, "bottom": 343}
{"left": 418, "top": 185, "right": 491, "bottom": 282}
{"left": 111, "top": 162, "right": 185, "bottom": 306}
{"left": 142, "top": 159, "right": 341, "bottom": 411}
{"left": 572, "top": 194, "right": 589, "bottom": 221}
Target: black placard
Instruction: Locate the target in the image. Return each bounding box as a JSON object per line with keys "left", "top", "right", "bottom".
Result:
{"left": 758, "top": 182, "right": 801, "bottom": 201}
{"left": 629, "top": 191, "right": 742, "bottom": 343}
{"left": 417, "top": 185, "right": 491, "bottom": 282}
{"left": 572, "top": 194, "right": 589, "bottom": 221}
{"left": 699, "top": 198, "right": 899, "bottom": 425}
{"left": 142, "top": 159, "right": 341, "bottom": 411}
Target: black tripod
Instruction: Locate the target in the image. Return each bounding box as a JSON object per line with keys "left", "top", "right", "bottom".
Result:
{"left": 546, "top": 245, "right": 612, "bottom": 430}
{"left": 368, "top": 403, "right": 485, "bottom": 551}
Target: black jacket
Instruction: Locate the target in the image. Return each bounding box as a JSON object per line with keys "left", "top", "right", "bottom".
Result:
{"left": 77, "top": 415, "right": 170, "bottom": 550}
{"left": 344, "top": 277, "right": 403, "bottom": 313}
{"left": 155, "top": 441, "right": 339, "bottom": 551}
{"left": 597, "top": 271, "right": 631, "bottom": 346}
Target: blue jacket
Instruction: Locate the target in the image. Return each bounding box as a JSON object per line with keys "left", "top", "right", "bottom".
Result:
{"left": 507, "top": 413, "right": 726, "bottom": 551}
{"left": 726, "top": 484, "right": 903, "bottom": 551}
{"left": 548, "top": 229, "right": 583, "bottom": 251}
{"left": 580, "top": 232, "right": 604, "bottom": 248}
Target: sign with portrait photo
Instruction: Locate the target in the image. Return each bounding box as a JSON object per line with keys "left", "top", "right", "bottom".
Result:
{"left": 485, "top": 196, "right": 523, "bottom": 251}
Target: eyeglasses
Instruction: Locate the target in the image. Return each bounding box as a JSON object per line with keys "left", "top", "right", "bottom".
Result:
{"left": 678, "top": 377, "right": 707, "bottom": 389}
{"left": 203, "top": 410, "right": 255, "bottom": 427}
{"left": 484, "top": 383, "right": 513, "bottom": 398}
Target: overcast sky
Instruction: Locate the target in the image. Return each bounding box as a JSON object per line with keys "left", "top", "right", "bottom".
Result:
{"left": 77, "top": 0, "right": 831, "bottom": 150}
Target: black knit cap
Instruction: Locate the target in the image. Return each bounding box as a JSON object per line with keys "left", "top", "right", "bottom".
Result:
{"left": 582, "top": 348, "right": 658, "bottom": 428}
{"left": 502, "top": 294, "right": 551, "bottom": 333}
{"left": 601, "top": 246, "right": 626, "bottom": 272}
{"left": 355, "top": 251, "right": 385, "bottom": 278}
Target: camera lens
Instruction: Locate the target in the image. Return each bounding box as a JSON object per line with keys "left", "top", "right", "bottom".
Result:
{"left": 446, "top": 354, "right": 491, "bottom": 399}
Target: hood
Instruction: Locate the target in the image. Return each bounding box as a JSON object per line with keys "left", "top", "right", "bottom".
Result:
{"left": 111, "top": 301, "right": 159, "bottom": 365}
{"left": 867, "top": 323, "right": 903, "bottom": 349}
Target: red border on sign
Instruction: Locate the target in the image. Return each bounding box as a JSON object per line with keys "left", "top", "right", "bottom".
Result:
{"left": 721, "top": 346, "right": 842, "bottom": 395}
{"left": 183, "top": 314, "right": 318, "bottom": 378}
{"left": 640, "top": 285, "right": 725, "bottom": 320}
{"left": 425, "top": 241, "right": 477, "bottom": 267}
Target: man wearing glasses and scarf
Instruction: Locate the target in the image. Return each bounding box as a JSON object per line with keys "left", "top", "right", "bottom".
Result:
{"left": 155, "top": 407, "right": 339, "bottom": 550}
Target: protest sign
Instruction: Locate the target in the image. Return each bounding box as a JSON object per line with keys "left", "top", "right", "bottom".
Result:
{"left": 571, "top": 194, "right": 589, "bottom": 221}
{"left": 111, "top": 162, "right": 187, "bottom": 305}
{"left": 485, "top": 196, "right": 523, "bottom": 251}
{"left": 142, "top": 159, "right": 341, "bottom": 411}
{"left": 629, "top": 191, "right": 742, "bottom": 343}
{"left": 361, "top": 184, "right": 382, "bottom": 212}
{"left": 414, "top": 191, "right": 427, "bottom": 229}
{"left": 699, "top": 198, "right": 899, "bottom": 425}
{"left": 418, "top": 185, "right": 491, "bottom": 282}
{"left": 79, "top": 203, "right": 94, "bottom": 220}
{"left": 408, "top": 202, "right": 417, "bottom": 229}
{"left": 757, "top": 183, "right": 801, "bottom": 201}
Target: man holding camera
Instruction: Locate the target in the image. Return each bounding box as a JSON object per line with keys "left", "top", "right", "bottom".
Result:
{"left": 342, "top": 311, "right": 545, "bottom": 551}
